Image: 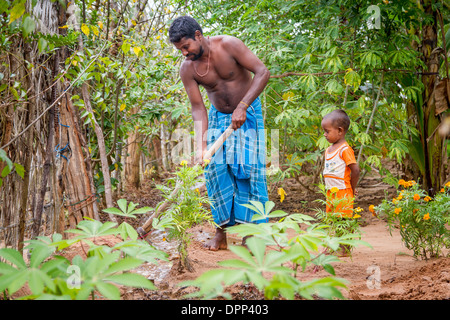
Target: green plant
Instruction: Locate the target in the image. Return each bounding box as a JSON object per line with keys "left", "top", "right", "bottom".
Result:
{"left": 374, "top": 179, "right": 450, "bottom": 260}
{"left": 153, "top": 162, "right": 216, "bottom": 271}
{"left": 181, "top": 201, "right": 369, "bottom": 300}
{"left": 314, "top": 184, "right": 363, "bottom": 255}
{"left": 0, "top": 200, "right": 167, "bottom": 300}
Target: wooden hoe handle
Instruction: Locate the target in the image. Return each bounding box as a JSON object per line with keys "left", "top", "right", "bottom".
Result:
{"left": 137, "top": 124, "right": 234, "bottom": 239}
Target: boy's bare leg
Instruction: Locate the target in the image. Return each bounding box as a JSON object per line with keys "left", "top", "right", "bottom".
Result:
{"left": 204, "top": 227, "right": 228, "bottom": 251}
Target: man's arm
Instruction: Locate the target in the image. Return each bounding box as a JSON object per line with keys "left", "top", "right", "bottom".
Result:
{"left": 222, "top": 36, "right": 270, "bottom": 129}
{"left": 180, "top": 63, "right": 208, "bottom": 164}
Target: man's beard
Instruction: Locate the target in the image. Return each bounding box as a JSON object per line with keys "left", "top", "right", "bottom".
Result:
{"left": 191, "top": 46, "right": 204, "bottom": 61}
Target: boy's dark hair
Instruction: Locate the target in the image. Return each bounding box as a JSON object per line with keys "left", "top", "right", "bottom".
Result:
{"left": 325, "top": 109, "right": 351, "bottom": 132}
{"left": 169, "top": 16, "right": 203, "bottom": 43}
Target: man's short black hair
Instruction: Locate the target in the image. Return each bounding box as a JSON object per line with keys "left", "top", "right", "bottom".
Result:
{"left": 169, "top": 16, "right": 203, "bottom": 43}
{"left": 324, "top": 109, "right": 351, "bottom": 132}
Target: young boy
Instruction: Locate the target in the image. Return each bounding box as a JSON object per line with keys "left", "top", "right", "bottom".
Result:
{"left": 321, "top": 109, "right": 360, "bottom": 217}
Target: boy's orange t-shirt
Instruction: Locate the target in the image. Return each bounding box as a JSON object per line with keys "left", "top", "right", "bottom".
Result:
{"left": 323, "top": 142, "right": 357, "bottom": 216}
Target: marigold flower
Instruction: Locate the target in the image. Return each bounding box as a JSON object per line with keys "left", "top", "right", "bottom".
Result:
{"left": 441, "top": 188, "right": 445, "bottom": 193}
{"left": 330, "top": 187, "right": 339, "bottom": 193}
{"left": 394, "top": 208, "right": 402, "bottom": 215}
{"left": 423, "top": 213, "right": 430, "bottom": 221}
{"left": 445, "top": 181, "right": 450, "bottom": 188}
{"left": 413, "top": 194, "right": 420, "bottom": 201}
{"left": 353, "top": 214, "right": 361, "bottom": 219}
{"left": 355, "top": 207, "right": 363, "bottom": 213}
{"left": 403, "top": 180, "right": 416, "bottom": 188}
{"left": 180, "top": 160, "right": 188, "bottom": 166}
{"left": 398, "top": 179, "right": 406, "bottom": 186}
{"left": 413, "top": 209, "right": 419, "bottom": 213}
{"left": 424, "top": 196, "right": 431, "bottom": 202}
{"left": 397, "top": 194, "right": 403, "bottom": 200}
{"left": 369, "top": 205, "right": 375, "bottom": 212}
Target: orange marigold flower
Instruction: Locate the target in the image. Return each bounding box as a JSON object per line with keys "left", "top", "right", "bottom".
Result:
{"left": 394, "top": 208, "right": 402, "bottom": 215}
{"left": 424, "top": 196, "right": 431, "bottom": 202}
{"left": 441, "top": 188, "right": 445, "bottom": 193}
{"left": 353, "top": 214, "right": 361, "bottom": 219}
{"left": 413, "top": 194, "right": 420, "bottom": 201}
{"left": 423, "top": 213, "right": 430, "bottom": 221}
{"left": 398, "top": 179, "right": 406, "bottom": 186}
{"left": 397, "top": 194, "right": 403, "bottom": 200}
{"left": 369, "top": 205, "right": 375, "bottom": 212}
{"left": 330, "top": 187, "right": 339, "bottom": 193}
{"left": 413, "top": 209, "right": 419, "bottom": 213}
{"left": 445, "top": 181, "right": 450, "bottom": 188}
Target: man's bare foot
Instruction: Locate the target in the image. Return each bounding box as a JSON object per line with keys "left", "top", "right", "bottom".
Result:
{"left": 204, "top": 228, "right": 228, "bottom": 251}
{"left": 241, "top": 235, "right": 251, "bottom": 249}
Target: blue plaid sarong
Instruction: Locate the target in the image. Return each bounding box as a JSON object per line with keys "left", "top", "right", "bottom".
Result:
{"left": 205, "top": 97, "right": 269, "bottom": 226}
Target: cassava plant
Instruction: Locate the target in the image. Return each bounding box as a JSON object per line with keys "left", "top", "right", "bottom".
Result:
{"left": 153, "top": 161, "right": 216, "bottom": 272}
{"left": 181, "top": 201, "right": 369, "bottom": 300}
{"left": 374, "top": 180, "right": 450, "bottom": 260}
{"left": 0, "top": 200, "right": 167, "bottom": 300}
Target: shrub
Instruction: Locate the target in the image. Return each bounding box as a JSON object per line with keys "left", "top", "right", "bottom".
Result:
{"left": 374, "top": 180, "right": 450, "bottom": 259}
{"left": 153, "top": 161, "right": 216, "bottom": 272}
{"left": 314, "top": 184, "right": 363, "bottom": 256}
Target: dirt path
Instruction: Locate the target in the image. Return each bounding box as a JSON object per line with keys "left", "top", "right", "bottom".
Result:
{"left": 119, "top": 168, "right": 450, "bottom": 300}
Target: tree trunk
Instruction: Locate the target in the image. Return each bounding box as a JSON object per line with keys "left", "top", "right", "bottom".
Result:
{"left": 31, "top": 54, "right": 57, "bottom": 239}
{"left": 57, "top": 89, "right": 98, "bottom": 228}
{"left": 126, "top": 108, "right": 142, "bottom": 189}
{"left": 18, "top": 41, "right": 35, "bottom": 252}
{"left": 419, "top": 1, "right": 446, "bottom": 195}
{"left": 126, "top": 131, "right": 142, "bottom": 189}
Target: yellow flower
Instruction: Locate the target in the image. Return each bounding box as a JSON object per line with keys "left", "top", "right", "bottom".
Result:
{"left": 355, "top": 207, "right": 363, "bottom": 213}
{"left": 195, "top": 188, "right": 200, "bottom": 195}
{"left": 413, "top": 194, "right": 420, "bottom": 201}
{"left": 394, "top": 208, "right": 402, "bottom": 215}
{"left": 397, "top": 194, "right": 403, "bottom": 200}
{"left": 203, "top": 159, "right": 210, "bottom": 165}
{"left": 369, "top": 205, "right": 375, "bottom": 212}
{"left": 392, "top": 198, "right": 399, "bottom": 204}
{"left": 353, "top": 214, "right": 361, "bottom": 219}
{"left": 278, "top": 187, "right": 287, "bottom": 203}
{"left": 445, "top": 181, "right": 450, "bottom": 188}
{"left": 424, "top": 196, "right": 431, "bottom": 202}
{"left": 180, "top": 160, "right": 188, "bottom": 166}
{"left": 423, "top": 213, "right": 430, "bottom": 221}
{"left": 330, "top": 187, "right": 339, "bottom": 194}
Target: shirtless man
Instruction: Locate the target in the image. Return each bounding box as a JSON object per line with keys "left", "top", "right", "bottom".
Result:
{"left": 169, "top": 16, "right": 270, "bottom": 250}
